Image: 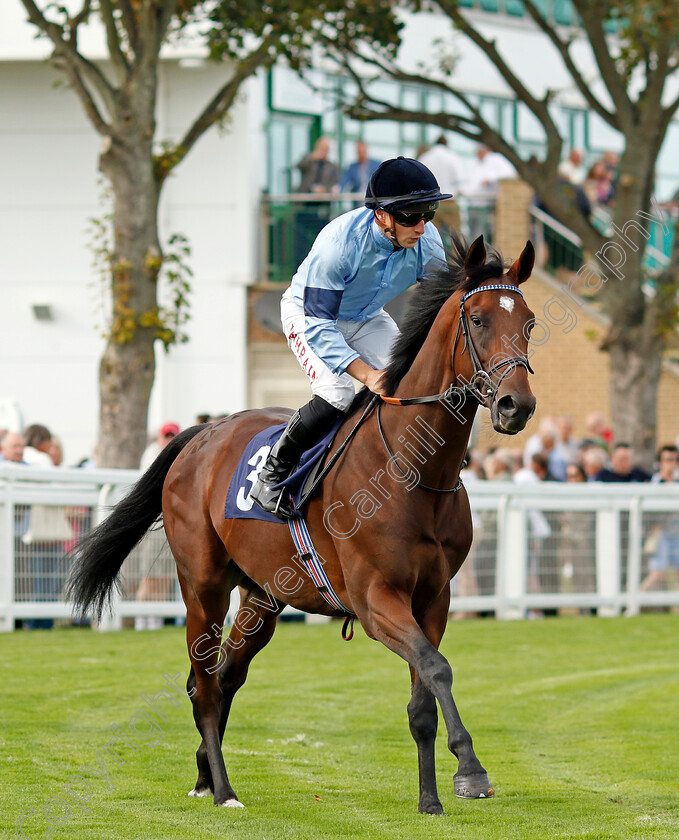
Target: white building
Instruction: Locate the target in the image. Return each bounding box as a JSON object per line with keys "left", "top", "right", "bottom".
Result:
{"left": 1, "top": 1, "right": 677, "bottom": 464}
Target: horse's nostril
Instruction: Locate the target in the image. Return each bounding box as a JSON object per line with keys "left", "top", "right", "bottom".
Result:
{"left": 497, "top": 395, "right": 518, "bottom": 416}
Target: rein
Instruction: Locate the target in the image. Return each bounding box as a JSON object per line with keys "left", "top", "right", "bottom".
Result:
{"left": 296, "top": 394, "right": 380, "bottom": 510}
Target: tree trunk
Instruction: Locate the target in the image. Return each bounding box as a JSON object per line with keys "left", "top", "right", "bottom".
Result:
{"left": 98, "top": 331, "right": 157, "bottom": 467}
{"left": 97, "top": 114, "right": 162, "bottom": 468}
{"left": 598, "top": 136, "right": 663, "bottom": 471}
{"left": 607, "top": 340, "right": 663, "bottom": 471}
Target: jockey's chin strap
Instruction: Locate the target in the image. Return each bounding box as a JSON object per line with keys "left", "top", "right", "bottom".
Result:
{"left": 380, "top": 284, "right": 533, "bottom": 412}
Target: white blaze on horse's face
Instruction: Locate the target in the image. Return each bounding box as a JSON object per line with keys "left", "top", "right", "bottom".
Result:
{"left": 499, "top": 295, "right": 514, "bottom": 314}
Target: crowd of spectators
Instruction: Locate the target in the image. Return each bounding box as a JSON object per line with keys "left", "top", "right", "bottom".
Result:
{"left": 2, "top": 406, "right": 677, "bottom": 627}
{"left": 455, "top": 410, "right": 679, "bottom": 618}
{"left": 0, "top": 412, "right": 230, "bottom": 631}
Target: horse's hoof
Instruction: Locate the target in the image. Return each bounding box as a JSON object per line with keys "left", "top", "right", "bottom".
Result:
{"left": 188, "top": 787, "right": 212, "bottom": 798}
{"left": 419, "top": 799, "right": 444, "bottom": 815}
{"left": 219, "top": 799, "right": 245, "bottom": 808}
{"left": 454, "top": 773, "right": 495, "bottom": 799}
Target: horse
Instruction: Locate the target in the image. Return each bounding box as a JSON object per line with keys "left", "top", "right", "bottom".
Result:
{"left": 67, "top": 234, "right": 537, "bottom": 815}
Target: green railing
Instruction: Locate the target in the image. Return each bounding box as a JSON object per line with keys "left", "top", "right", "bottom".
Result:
{"left": 260, "top": 193, "right": 363, "bottom": 284}
{"left": 530, "top": 204, "right": 675, "bottom": 284}
{"left": 260, "top": 193, "right": 497, "bottom": 284}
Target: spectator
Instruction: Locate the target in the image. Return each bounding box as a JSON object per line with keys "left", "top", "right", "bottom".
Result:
{"left": 418, "top": 136, "right": 463, "bottom": 197}
{"left": 22, "top": 424, "right": 53, "bottom": 467}
{"left": 20, "top": 425, "right": 73, "bottom": 629}
{"left": 514, "top": 453, "right": 553, "bottom": 616}
{"left": 565, "top": 462, "right": 587, "bottom": 483}
{"left": 558, "top": 149, "right": 586, "bottom": 185}
{"left": 0, "top": 431, "right": 26, "bottom": 463}
{"left": 136, "top": 422, "right": 181, "bottom": 630}
{"left": 560, "top": 462, "right": 597, "bottom": 598}
{"left": 462, "top": 144, "right": 517, "bottom": 198}
{"left": 555, "top": 415, "right": 581, "bottom": 465}
{"left": 641, "top": 448, "right": 679, "bottom": 592}
{"left": 140, "top": 422, "right": 180, "bottom": 472}
{"left": 522, "top": 417, "right": 567, "bottom": 481}
{"left": 338, "top": 141, "right": 381, "bottom": 195}
{"left": 582, "top": 446, "right": 608, "bottom": 481}
{"left": 585, "top": 411, "right": 612, "bottom": 451}
{"left": 460, "top": 144, "right": 517, "bottom": 240}
{"left": 584, "top": 159, "right": 614, "bottom": 207}
{"left": 593, "top": 442, "right": 651, "bottom": 483}
{"left": 294, "top": 135, "right": 341, "bottom": 266}
{"left": 48, "top": 437, "right": 64, "bottom": 466}
{"left": 418, "top": 135, "right": 463, "bottom": 238}
{"left": 296, "top": 136, "right": 340, "bottom": 194}
{"left": 651, "top": 444, "right": 679, "bottom": 484}
{"left": 484, "top": 447, "right": 515, "bottom": 481}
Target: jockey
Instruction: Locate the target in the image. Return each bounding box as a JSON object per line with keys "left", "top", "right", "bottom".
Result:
{"left": 250, "top": 156, "right": 453, "bottom": 519}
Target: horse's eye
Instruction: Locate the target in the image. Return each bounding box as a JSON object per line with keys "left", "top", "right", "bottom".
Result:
{"left": 471, "top": 315, "right": 483, "bottom": 328}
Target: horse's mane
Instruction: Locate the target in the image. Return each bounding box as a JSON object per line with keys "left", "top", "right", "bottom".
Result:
{"left": 351, "top": 233, "right": 505, "bottom": 411}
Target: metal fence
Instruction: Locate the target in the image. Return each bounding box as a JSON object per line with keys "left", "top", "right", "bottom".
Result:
{"left": 1, "top": 464, "right": 678, "bottom": 631}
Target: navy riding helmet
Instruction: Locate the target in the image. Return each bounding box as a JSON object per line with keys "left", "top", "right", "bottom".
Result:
{"left": 365, "top": 156, "right": 453, "bottom": 213}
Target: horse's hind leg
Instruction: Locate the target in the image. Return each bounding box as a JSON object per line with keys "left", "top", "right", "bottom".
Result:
{"left": 188, "top": 583, "right": 282, "bottom": 806}
{"left": 408, "top": 667, "right": 443, "bottom": 815}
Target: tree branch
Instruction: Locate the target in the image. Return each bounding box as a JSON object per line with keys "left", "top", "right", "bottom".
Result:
{"left": 161, "top": 37, "right": 277, "bottom": 180}
{"left": 571, "top": 0, "right": 633, "bottom": 127}
{"left": 99, "top": 0, "right": 130, "bottom": 78}
{"left": 637, "top": 28, "right": 674, "bottom": 114}
{"left": 21, "top": 0, "right": 116, "bottom": 118}
{"left": 69, "top": 0, "right": 93, "bottom": 32}
{"left": 137, "top": 0, "right": 177, "bottom": 69}
{"left": 521, "top": 0, "right": 618, "bottom": 129}
{"left": 118, "top": 0, "right": 140, "bottom": 58}
{"left": 60, "top": 59, "right": 111, "bottom": 135}
{"left": 435, "top": 0, "right": 562, "bottom": 168}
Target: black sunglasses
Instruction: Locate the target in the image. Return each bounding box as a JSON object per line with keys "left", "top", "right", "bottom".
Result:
{"left": 390, "top": 209, "right": 436, "bottom": 226}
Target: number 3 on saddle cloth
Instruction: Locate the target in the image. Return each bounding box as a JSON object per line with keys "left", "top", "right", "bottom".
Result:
{"left": 224, "top": 417, "right": 345, "bottom": 525}
{"left": 224, "top": 416, "right": 355, "bottom": 625}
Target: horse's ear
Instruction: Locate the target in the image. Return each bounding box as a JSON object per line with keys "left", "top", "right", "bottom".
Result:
{"left": 465, "top": 235, "right": 487, "bottom": 269}
{"left": 507, "top": 240, "right": 535, "bottom": 285}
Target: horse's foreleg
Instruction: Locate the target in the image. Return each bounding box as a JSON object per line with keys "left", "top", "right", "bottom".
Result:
{"left": 362, "top": 586, "right": 493, "bottom": 804}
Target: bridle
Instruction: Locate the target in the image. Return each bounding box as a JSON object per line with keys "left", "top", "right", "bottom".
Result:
{"left": 377, "top": 283, "right": 534, "bottom": 492}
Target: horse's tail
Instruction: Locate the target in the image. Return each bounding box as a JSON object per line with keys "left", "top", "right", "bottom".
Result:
{"left": 66, "top": 424, "right": 208, "bottom": 622}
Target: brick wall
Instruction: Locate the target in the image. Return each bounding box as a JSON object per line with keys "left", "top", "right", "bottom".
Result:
{"left": 494, "top": 179, "right": 534, "bottom": 258}
{"left": 477, "top": 268, "right": 679, "bottom": 453}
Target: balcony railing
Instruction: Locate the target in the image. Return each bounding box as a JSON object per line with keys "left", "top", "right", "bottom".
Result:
{"left": 259, "top": 192, "right": 495, "bottom": 284}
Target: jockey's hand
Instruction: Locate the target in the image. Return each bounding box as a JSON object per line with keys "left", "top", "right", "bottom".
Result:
{"left": 364, "top": 368, "right": 389, "bottom": 395}
{"left": 346, "top": 359, "right": 389, "bottom": 395}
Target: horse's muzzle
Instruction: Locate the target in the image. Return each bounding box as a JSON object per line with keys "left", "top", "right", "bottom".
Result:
{"left": 491, "top": 393, "right": 536, "bottom": 435}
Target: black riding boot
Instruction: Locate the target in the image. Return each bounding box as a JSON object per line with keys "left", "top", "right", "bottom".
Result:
{"left": 250, "top": 398, "right": 342, "bottom": 520}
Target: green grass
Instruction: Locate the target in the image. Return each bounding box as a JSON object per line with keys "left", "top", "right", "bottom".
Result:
{"left": 2, "top": 614, "right": 678, "bottom": 839}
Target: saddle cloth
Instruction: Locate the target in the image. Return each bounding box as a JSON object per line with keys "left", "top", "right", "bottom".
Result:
{"left": 224, "top": 416, "right": 344, "bottom": 523}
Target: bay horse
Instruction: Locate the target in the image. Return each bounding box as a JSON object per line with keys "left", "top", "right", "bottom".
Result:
{"left": 67, "top": 234, "right": 536, "bottom": 815}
